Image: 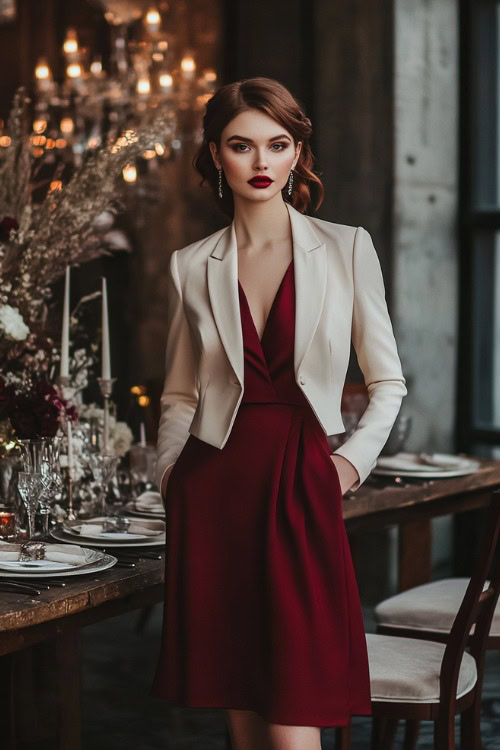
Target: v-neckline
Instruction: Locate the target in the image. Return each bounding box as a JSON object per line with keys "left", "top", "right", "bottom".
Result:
{"left": 238, "top": 259, "right": 293, "bottom": 344}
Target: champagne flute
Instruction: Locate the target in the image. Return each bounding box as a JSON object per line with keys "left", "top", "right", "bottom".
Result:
{"left": 38, "top": 437, "right": 62, "bottom": 537}
{"left": 39, "top": 464, "right": 63, "bottom": 537}
{"left": 88, "top": 453, "right": 120, "bottom": 516}
{"left": 17, "top": 472, "right": 45, "bottom": 540}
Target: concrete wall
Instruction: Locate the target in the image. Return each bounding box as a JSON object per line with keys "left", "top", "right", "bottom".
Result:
{"left": 392, "top": 0, "right": 459, "bottom": 570}
{"left": 392, "top": 0, "right": 459, "bottom": 454}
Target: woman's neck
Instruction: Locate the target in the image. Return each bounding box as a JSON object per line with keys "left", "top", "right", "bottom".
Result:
{"left": 232, "top": 197, "right": 291, "bottom": 252}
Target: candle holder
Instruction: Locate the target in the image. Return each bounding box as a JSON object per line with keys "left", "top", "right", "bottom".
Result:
{"left": 97, "top": 377, "right": 117, "bottom": 455}
{"left": 67, "top": 473, "right": 74, "bottom": 521}
{"left": 57, "top": 375, "right": 77, "bottom": 521}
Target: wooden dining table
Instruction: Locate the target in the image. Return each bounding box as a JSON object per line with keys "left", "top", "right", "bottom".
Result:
{"left": 0, "top": 453, "right": 498, "bottom": 749}
{"left": 342, "top": 454, "right": 500, "bottom": 591}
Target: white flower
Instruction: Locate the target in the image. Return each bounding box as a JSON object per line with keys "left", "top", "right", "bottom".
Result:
{"left": 0, "top": 304, "right": 29, "bottom": 340}
{"left": 78, "top": 402, "right": 103, "bottom": 420}
{"left": 113, "top": 422, "right": 133, "bottom": 457}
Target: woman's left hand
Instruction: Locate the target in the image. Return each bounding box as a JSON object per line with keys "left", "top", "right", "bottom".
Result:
{"left": 330, "top": 454, "right": 359, "bottom": 496}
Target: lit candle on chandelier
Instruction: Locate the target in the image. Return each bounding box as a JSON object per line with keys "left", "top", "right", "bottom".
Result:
{"left": 181, "top": 54, "right": 196, "bottom": 80}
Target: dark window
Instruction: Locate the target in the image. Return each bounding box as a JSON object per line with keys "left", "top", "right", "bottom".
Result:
{"left": 458, "top": 0, "right": 500, "bottom": 452}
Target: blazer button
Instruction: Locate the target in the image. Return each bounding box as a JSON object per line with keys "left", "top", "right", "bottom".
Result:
{"left": 299, "top": 375, "right": 306, "bottom": 385}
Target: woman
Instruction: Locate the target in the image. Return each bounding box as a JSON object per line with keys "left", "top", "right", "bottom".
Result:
{"left": 151, "top": 77, "right": 407, "bottom": 749}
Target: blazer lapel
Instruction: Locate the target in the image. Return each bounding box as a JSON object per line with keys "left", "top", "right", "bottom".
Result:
{"left": 207, "top": 202, "right": 327, "bottom": 385}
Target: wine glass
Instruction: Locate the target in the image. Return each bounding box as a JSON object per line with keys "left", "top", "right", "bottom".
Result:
{"left": 19, "top": 437, "right": 62, "bottom": 537}
{"left": 17, "top": 472, "right": 45, "bottom": 540}
{"left": 39, "top": 464, "right": 63, "bottom": 537}
{"left": 88, "top": 453, "right": 120, "bottom": 516}
{"left": 39, "top": 437, "right": 62, "bottom": 537}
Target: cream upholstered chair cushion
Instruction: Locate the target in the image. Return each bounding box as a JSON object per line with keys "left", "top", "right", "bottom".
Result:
{"left": 366, "top": 633, "right": 477, "bottom": 703}
{"left": 373, "top": 578, "right": 497, "bottom": 635}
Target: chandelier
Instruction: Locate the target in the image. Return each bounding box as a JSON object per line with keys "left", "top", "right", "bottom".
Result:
{"left": 29, "top": 1, "right": 217, "bottom": 179}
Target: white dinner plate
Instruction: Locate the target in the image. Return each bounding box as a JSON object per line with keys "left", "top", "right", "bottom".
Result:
{"left": 65, "top": 525, "right": 147, "bottom": 541}
{"left": 0, "top": 546, "right": 104, "bottom": 573}
{"left": 62, "top": 518, "right": 165, "bottom": 543}
{"left": 126, "top": 507, "right": 165, "bottom": 519}
{"left": 0, "top": 550, "right": 117, "bottom": 578}
{"left": 373, "top": 452, "right": 480, "bottom": 478}
{"left": 50, "top": 527, "right": 166, "bottom": 548}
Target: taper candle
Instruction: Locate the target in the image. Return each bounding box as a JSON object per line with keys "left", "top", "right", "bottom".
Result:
{"left": 60, "top": 266, "right": 70, "bottom": 377}
{"left": 101, "top": 277, "right": 111, "bottom": 379}
{"left": 140, "top": 422, "right": 146, "bottom": 447}
{"left": 67, "top": 420, "right": 74, "bottom": 478}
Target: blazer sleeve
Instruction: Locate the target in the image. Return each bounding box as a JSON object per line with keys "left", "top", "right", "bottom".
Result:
{"left": 155, "top": 249, "right": 199, "bottom": 493}
{"left": 332, "top": 226, "right": 407, "bottom": 491}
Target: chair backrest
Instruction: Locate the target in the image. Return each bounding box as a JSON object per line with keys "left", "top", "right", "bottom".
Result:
{"left": 439, "top": 489, "right": 500, "bottom": 712}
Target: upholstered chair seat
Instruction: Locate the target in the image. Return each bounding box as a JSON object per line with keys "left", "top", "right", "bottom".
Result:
{"left": 374, "top": 578, "right": 498, "bottom": 635}
{"left": 365, "top": 633, "right": 478, "bottom": 703}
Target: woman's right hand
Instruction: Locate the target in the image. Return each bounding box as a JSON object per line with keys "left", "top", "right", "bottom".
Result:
{"left": 161, "top": 463, "right": 175, "bottom": 502}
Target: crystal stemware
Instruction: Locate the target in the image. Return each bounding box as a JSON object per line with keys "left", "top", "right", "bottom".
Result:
{"left": 88, "top": 453, "right": 120, "bottom": 516}
{"left": 18, "top": 439, "right": 47, "bottom": 473}
{"left": 19, "top": 437, "right": 62, "bottom": 537}
{"left": 39, "top": 464, "right": 63, "bottom": 537}
{"left": 39, "top": 437, "right": 62, "bottom": 536}
{"left": 17, "top": 472, "right": 45, "bottom": 540}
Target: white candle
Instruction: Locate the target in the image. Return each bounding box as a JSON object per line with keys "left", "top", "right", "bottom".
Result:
{"left": 140, "top": 422, "right": 146, "bottom": 447}
{"left": 60, "top": 266, "right": 70, "bottom": 377}
{"left": 101, "top": 277, "right": 111, "bottom": 379}
{"left": 67, "top": 420, "right": 74, "bottom": 478}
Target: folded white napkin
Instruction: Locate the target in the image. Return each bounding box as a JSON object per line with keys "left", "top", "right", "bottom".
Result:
{"left": 0, "top": 542, "right": 88, "bottom": 565}
{"left": 78, "top": 516, "right": 165, "bottom": 537}
{"left": 135, "top": 490, "right": 164, "bottom": 513}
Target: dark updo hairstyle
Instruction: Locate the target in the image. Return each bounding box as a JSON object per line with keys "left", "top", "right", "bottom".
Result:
{"left": 193, "top": 77, "right": 324, "bottom": 218}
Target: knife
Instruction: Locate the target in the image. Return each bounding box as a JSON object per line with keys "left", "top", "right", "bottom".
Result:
{"left": 1, "top": 578, "right": 67, "bottom": 587}
{"left": 0, "top": 581, "right": 42, "bottom": 595}
{"left": 0, "top": 578, "right": 51, "bottom": 590}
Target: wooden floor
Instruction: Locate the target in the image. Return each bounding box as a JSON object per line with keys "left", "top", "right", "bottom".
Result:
{"left": 80, "top": 602, "right": 500, "bottom": 749}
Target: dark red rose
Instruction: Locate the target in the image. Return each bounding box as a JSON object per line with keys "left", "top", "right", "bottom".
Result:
{"left": 6, "top": 376, "right": 79, "bottom": 439}
{"left": 0, "top": 216, "right": 19, "bottom": 242}
{"left": 10, "top": 392, "right": 60, "bottom": 438}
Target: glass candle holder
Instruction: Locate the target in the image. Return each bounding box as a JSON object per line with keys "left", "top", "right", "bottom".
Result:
{"left": 0, "top": 509, "right": 17, "bottom": 540}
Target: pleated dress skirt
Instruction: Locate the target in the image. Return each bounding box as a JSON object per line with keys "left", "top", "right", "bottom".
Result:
{"left": 150, "top": 258, "right": 372, "bottom": 726}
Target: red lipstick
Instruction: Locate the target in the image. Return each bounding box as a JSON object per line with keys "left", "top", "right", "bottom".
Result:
{"left": 248, "top": 175, "right": 273, "bottom": 188}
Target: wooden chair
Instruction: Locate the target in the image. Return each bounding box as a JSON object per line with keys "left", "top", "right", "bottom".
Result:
{"left": 336, "top": 488, "right": 500, "bottom": 750}
{"left": 368, "top": 492, "right": 500, "bottom": 749}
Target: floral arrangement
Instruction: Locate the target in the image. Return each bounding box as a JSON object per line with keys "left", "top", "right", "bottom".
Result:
{"left": 0, "top": 85, "right": 173, "bottom": 381}
{"left": 0, "top": 374, "right": 76, "bottom": 440}
{"left": 0, "top": 85, "right": 171, "bottom": 468}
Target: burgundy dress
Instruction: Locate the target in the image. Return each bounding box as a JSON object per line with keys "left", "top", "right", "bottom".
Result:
{"left": 151, "top": 258, "right": 372, "bottom": 726}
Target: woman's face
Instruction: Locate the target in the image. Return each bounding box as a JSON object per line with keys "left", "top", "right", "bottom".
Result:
{"left": 209, "top": 109, "right": 302, "bottom": 204}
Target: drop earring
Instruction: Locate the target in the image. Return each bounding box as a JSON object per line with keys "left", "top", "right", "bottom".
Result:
{"left": 218, "top": 168, "right": 223, "bottom": 198}
{"left": 287, "top": 168, "right": 294, "bottom": 196}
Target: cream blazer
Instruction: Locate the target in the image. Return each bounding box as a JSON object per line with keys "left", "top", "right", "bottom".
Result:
{"left": 156, "top": 202, "right": 407, "bottom": 493}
